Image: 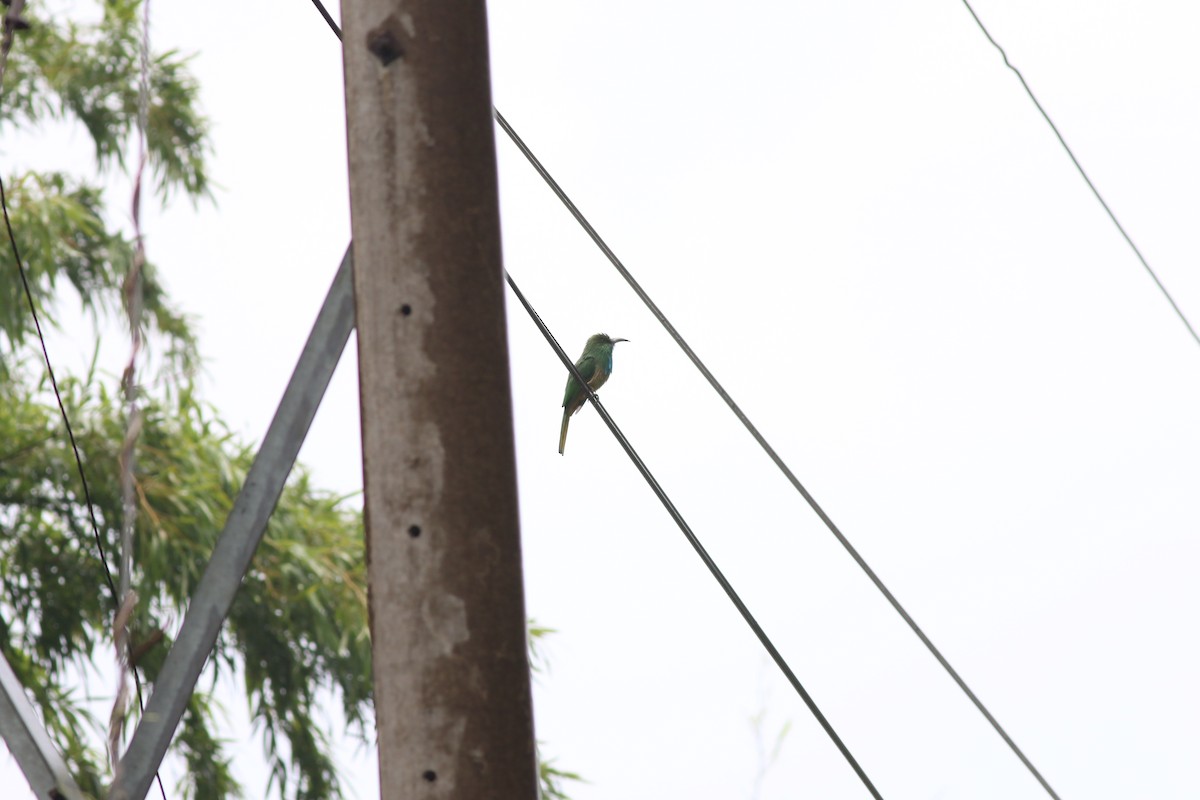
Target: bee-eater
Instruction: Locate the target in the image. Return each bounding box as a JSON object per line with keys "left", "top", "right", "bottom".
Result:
{"left": 559, "top": 333, "right": 628, "bottom": 454}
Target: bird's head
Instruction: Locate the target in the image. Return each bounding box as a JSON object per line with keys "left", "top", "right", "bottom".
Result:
{"left": 588, "top": 333, "right": 629, "bottom": 348}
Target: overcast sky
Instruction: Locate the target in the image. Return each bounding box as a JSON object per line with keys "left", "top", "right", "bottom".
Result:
{"left": 7, "top": 0, "right": 1200, "bottom": 798}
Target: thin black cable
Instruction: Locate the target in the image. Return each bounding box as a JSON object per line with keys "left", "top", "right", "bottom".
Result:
{"left": 2, "top": 175, "right": 168, "bottom": 800}
{"left": 505, "top": 270, "right": 883, "bottom": 799}
{"left": 2, "top": 182, "right": 118, "bottom": 601}
{"left": 492, "top": 113, "right": 1061, "bottom": 799}
{"left": 309, "top": 0, "right": 342, "bottom": 39}
{"left": 960, "top": 0, "right": 1199, "bottom": 350}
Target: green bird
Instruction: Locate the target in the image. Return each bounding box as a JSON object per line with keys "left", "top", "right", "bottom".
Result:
{"left": 559, "top": 333, "right": 628, "bottom": 454}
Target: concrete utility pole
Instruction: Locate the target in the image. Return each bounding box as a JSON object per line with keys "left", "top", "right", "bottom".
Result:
{"left": 339, "top": 2, "right": 537, "bottom": 798}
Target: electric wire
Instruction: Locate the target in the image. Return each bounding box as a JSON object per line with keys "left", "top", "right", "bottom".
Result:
{"left": 492, "top": 112, "right": 1062, "bottom": 799}
{"left": 0, "top": 175, "right": 119, "bottom": 614}
{"left": 505, "top": 271, "right": 884, "bottom": 799}
{"left": 959, "top": 0, "right": 1199, "bottom": 350}
{"left": 308, "top": 0, "right": 341, "bottom": 38}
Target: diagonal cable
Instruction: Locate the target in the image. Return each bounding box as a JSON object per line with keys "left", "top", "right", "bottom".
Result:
{"left": 1, "top": 180, "right": 119, "bottom": 619}
{"left": 494, "top": 108, "right": 1061, "bottom": 800}
{"left": 308, "top": 0, "right": 341, "bottom": 37}
{"left": 959, "top": 0, "right": 1199, "bottom": 350}
{"left": 505, "top": 270, "right": 883, "bottom": 800}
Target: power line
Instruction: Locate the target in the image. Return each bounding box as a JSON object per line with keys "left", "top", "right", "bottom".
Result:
{"left": 0, "top": 176, "right": 120, "bottom": 612}
{"left": 505, "top": 270, "right": 884, "bottom": 799}
{"left": 959, "top": 0, "right": 1199, "bottom": 350}
{"left": 308, "top": 0, "right": 342, "bottom": 38}
{"left": 491, "top": 112, "right": 1063, "bottom": 799}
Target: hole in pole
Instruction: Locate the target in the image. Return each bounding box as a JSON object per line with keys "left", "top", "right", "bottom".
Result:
{"left": 408, "top": 525, "right": 421, "bottom": 538}
{"left": 366, "top": 28, "right": 404, "bottom": 66}
{"left": 422, "top": 770, "right": 436, "bottom": 782}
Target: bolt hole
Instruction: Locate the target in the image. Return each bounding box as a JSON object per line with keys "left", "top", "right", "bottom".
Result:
{"left": 408, "top": 525, "right": 421, "bottom": 538}
{"left": 400, "top": 304, "right": 412, "bottom": 316}
{"left": 366, "top": 29, "right": 405, "bottom": 66}
{"left": 422, "top": 770, "right": 436, "bottom": 782}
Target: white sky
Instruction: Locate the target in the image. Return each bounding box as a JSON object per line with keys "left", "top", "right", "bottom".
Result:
{"left": 5, "top": 0, "right": 1200, "bottom": 798}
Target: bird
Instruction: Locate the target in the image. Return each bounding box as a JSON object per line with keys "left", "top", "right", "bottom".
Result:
{"left": 559, "top": 333, "right": 628, "bottom": 454}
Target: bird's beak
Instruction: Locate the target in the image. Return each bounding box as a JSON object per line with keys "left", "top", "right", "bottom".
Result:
{"left": 613, "top": 337, "right": 629, "bottom": 343}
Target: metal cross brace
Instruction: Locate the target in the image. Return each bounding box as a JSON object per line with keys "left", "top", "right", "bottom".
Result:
{"left": 108, "top": 246, "right": 356, "bottom": 800}
{"left": 0, "top": 648, "right": 86, "bottom": 800}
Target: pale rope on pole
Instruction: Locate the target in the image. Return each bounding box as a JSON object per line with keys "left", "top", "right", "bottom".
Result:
{"left": 111, "top": 0, "right": 152, "bottom": 772}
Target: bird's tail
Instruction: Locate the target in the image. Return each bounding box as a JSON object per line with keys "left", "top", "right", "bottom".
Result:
{"left": 558, "top": 409, "right": 570, "bottom": 455}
